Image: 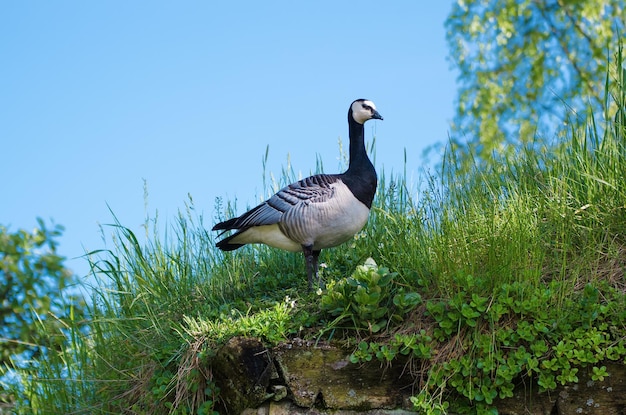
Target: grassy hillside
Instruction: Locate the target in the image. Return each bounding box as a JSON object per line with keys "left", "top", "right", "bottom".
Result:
{"left": 3, "top": 55, "right": 626, "bottom": 415}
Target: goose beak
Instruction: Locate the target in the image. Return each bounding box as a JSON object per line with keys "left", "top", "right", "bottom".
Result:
{"left": 372, "top": 110, "right": 383, "bottom": 121}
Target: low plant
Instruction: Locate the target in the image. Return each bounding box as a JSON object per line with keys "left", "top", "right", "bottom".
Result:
{"left": 181, "top": 296, "right": 297, "bottom": 347}
{"left": 348, "top": 276, "right": 626, "bottom": 414}
{"left": 320, "top": 258, "right": 421, "bottom": 334}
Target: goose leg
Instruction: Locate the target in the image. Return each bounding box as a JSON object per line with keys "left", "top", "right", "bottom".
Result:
{"left": 302, "top": 245, "right": 321, "bottom": 290}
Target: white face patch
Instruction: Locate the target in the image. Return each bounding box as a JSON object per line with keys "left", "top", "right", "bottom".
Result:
{"left": 351, "top": 100, "right": 378, "bottom": 124}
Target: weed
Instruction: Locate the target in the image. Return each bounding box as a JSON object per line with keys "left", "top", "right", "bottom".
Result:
{"left": 320, "top": 258, "right": 421, "bottom": 335}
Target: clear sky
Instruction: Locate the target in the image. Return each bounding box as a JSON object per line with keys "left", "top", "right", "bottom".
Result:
{"left": 1, "top": 2, "right": 457, "bottom": 280}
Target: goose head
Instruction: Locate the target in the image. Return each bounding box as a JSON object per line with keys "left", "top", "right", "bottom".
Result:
{"left": 350, "top": 99, "right": 383, "bottom": 124}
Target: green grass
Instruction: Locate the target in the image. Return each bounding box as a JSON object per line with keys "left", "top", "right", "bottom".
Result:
{"left": 3, "top": 51, "right": 626, "bottom": 415}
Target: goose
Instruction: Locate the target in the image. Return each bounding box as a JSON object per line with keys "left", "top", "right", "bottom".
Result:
{"left": 212, "top": 98, "right": 383, "bottom": 289}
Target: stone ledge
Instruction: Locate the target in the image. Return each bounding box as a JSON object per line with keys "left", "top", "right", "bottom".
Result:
{"left": 242, "top": 401, "right": 417, "bottom": 415}
{"left": 210, "top": 337, "right": 626, "bottom": 415}
{"left": 273, "top": 338, "right": 411, "bottom": 410}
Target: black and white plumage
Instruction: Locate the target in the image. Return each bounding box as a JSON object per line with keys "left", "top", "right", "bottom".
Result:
{"left": 212, "top": 99, "right": 383, "bottom": 289}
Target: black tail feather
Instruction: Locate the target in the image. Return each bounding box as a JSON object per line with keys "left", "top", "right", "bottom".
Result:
{"left": 215, "top": 230, "right": 246, "bottom": 251}
{"left": 212, "top": 217, "right": 240, "bottom": 231}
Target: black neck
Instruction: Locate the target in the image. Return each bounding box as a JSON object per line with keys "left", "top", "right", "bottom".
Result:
{"left": 342, "top": 116, "right": 377, "bottom": 208}
{"left": 346, "top": 118, "right": 373, "bottom": 173}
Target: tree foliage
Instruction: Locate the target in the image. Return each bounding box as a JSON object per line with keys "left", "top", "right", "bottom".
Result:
{"left": 0, "top": 219, "right": 84, "bottom": 368}
{"left": 446, "top": 0, "right": 625, "bottom": 164}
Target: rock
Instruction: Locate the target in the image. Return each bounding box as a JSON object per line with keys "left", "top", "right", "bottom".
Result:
{"left": 212, "top": 337, "right": 276, "bottom": 413}
{"left": 555, "top": 363, "right": 626, "bottom": 415}
{"left": 255, "top": 400, "right": 419, "bottom": 415}
{"left": 491, "top": 362, "right": 626, "bottom": 415}
{"left": 492, "top": 381, "right": 557, "bottom": 415}
{"left": 273, "top": 338, "right": 411, "bottom": 410}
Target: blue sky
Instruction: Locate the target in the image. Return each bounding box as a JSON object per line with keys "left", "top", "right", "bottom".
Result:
{"left": 1, "top": 2, "right": 456, "bottom": 279}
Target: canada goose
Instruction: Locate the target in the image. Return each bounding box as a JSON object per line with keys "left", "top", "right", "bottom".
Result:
{"left": 212, "top": 99, "right": 383, "bottom": 289}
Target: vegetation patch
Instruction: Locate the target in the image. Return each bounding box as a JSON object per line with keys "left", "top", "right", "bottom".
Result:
{"left": 3, "top": 44, "right": 626, "bottom": 415}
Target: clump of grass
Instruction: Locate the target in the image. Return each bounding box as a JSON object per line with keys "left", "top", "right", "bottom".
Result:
{"left": 4, "top": 48, "right": 626, "bottom": 415}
